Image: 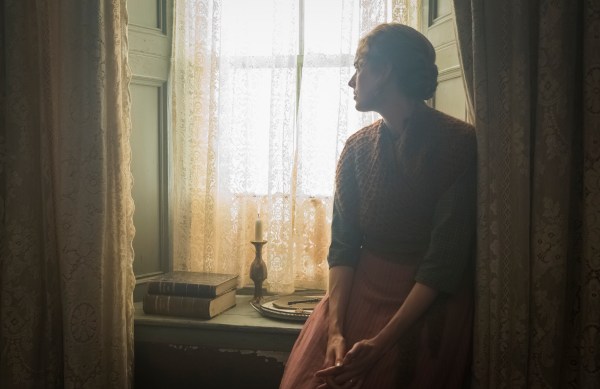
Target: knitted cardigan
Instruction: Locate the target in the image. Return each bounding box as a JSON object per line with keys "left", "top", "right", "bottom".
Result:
{"left": 327, "top": 104, "right": 476, "bottom": 294}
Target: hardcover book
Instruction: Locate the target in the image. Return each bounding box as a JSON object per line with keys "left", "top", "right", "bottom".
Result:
{"left": 147, "top": 271, "right": 239, "bottom": 298}
{"left": 143, "top": 288, "right": 237, "bottom": 319}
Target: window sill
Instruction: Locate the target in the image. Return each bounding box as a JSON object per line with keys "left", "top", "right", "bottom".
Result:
{"left": 134, "top": 295, "right": 303, "bottom": 352}
{"left": 134, "top": 295, "right": 305, "bottom": 388}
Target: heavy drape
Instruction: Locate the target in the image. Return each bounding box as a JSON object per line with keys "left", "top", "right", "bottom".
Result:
{"left": 170, "top": 0, "right": 421, "bottom": 293}
{"left": 453, "top": 1, "right": 599, "bottom": 387}
{"left": 0, "top": 0, "right": 135, "bottom": 387}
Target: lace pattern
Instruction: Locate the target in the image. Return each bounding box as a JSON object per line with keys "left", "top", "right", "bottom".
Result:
{"left": 171, "top": 0, "right": 417, "bottom": 293}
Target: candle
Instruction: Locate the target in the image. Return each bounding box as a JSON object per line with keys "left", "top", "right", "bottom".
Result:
{"left": 255, "top": 213, "right": 263, "bottom": 241}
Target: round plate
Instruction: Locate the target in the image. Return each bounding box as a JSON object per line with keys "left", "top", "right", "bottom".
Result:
{"left": 250, "top": 294, "right": 324, "bottom": 322}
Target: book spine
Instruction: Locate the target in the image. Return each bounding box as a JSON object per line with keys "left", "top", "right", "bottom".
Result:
{"left": 143, "top": 294, "right": 212, "bottom": 319}
{"left": 147, "top": 281, "right": 216, "bottom": 298}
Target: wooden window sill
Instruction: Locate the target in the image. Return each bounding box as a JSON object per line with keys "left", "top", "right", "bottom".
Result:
{"left": 134, "top": 295, "right": 303, "bottom": 352}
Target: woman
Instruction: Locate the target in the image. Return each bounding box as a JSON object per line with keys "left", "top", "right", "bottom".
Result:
{"left": 280, "top": 23, "right": 476, "bottom": 389}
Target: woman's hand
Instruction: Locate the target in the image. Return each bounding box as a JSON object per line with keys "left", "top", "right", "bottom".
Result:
{"left": 325, "top": 333, "right": 347, "bottom": 368}
{"left": 315, "top": 333, "right": 347, "bottom": 388}
{"left": 316, "top": 371, "right": 364, "bottom": 389}
{"left": 342, "top": 337, "right": 387, "bottom": 375}
{"left": 315, "top": 362, "right": 365, "bottom": 389}
{"left": 315, "top": 336, "right": 385, "bottom": 389}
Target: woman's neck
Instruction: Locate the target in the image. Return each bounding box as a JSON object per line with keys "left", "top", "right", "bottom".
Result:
{"left": 381, "top": 98, "right": 422, "bottom": 138}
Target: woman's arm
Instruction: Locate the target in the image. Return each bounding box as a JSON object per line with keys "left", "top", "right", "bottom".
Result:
{"left": 331, "top": 163, "right": 476, "bottom": 382}
{"left": 314, "top": 266, "right": 355, "bottom": 389}
{"left": 322, "top": 139, "right": 362, "bottom": 368}
{"left": 358, "top": 282, "right": 438, "bottom": 354}
{"left": 326, "top": 266, "right": 355, "bottom": 365}
{"left": 316, "top": 281, "right": 438, "bottom": 388}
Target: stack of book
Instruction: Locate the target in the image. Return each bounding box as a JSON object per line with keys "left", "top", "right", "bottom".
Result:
{"left": 143, "top": 271, "right": 239, "bottom": 319}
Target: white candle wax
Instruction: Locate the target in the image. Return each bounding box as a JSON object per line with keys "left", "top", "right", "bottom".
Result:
{"left": 255, "top": 213, "right": 263, "bottom": 241}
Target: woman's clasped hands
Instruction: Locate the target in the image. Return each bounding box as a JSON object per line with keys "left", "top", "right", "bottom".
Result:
{"left": 315, "top": 336, "right": 386, "bottom": 389}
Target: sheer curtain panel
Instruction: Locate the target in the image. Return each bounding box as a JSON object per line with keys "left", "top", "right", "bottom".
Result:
{"left": 170, "top": 1, "right": 422, "bottom": 293}
{"left": 1, "top": 1, "right": 135, "bottom": 387}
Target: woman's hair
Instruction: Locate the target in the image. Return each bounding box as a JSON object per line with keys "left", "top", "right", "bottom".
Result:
{"left": 358, "top": 23, "right": 438, "bottom": 100}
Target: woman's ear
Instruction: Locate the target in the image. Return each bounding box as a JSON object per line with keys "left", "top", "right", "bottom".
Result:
{"left": 374, "top": 60, "right": 395, "bottom": 90}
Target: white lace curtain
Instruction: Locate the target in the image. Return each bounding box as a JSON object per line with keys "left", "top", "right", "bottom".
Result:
{"left": 171, "top": 0, "right": 419, "bottom": 293}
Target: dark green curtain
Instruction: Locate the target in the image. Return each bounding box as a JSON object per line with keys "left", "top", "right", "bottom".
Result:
{"left": 453, "top": 0, "right": 599, "bottom": 387}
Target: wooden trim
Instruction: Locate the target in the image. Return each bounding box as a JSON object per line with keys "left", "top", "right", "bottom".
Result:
{"left": 437, "top": 65, "right": 462, "bottom": 82}
{"left": 429, "top": 0, "right": 452, "bottom": 25}
{"left": 158, "top": 81, "right": 171, "bottom": 274}
{"left": 128, "top": 0, "right": 168, "bottom": 35}
{"left": 130, "top": 79, "right": 170, "bottom": 279}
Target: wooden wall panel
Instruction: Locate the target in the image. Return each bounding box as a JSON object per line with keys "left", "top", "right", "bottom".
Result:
{"left": 127, "top": 0, "right": 172, "bottom": 286}
{"left": 130, "top": 83, "right": 164, "bottom": 277}
{"left": 421, "top": 0, "right": 468, "bottom": 121}
{"left": 128, "top": 0, "right": 161, "bottom": 30}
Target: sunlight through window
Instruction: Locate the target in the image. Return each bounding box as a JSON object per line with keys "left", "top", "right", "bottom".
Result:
{"left": 218, "top": 0, "right": 376, "bottom": 197}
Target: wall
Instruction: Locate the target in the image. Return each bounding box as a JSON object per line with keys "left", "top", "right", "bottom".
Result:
{"left": 133, "top": 295, "right": 302, "bottom": 389}
{"left": 134, "top": 342, "right": 287, "bottom": 389}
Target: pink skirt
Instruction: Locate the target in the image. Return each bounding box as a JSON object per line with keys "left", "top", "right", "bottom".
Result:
{"left": 280, "top": 250, "right": 473, "bottom": 389}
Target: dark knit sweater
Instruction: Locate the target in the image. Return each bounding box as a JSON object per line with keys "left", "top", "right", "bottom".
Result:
{"left": 327, "top": 104, "right": 476, "bottom": 294}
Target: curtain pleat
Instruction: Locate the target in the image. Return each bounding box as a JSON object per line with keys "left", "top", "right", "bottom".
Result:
{"left": 453, "top": 0, "right": 599, "bottom": 387}
{"left": 0, "top": 0, "right": 135, "bottom": 387}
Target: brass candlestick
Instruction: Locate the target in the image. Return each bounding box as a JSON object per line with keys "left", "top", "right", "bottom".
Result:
{"left": 250, "top": 240, "right": 268, "bottom": 303}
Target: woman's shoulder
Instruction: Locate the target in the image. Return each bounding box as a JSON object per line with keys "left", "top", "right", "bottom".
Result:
{"left": 429, "top": 108, "right": 475, "bottom": 149}
{"left": 418, "top": 107, "right": 475, "bottom": 156}
{"left": 423, "top": 106, "right": 475, "bottom": 137}
{"left": 337, "top": 120, "right": 384, "bottom": 170}
{"left": 417, "top": 107, "right": 476, "bottom": 184}
{"left": 344, "top": 120, "right": 383, "bottom": 149}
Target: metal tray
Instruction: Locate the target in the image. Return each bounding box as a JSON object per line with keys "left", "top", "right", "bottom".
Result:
{"left": 250, "top": 294, "right": 324, "bottom": 322}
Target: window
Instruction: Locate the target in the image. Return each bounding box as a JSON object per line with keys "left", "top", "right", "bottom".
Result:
{"left": 218, "top": 0, "right": 377, "bottom": 197}
{"left": 128, "top": 0, "right": 463, "bottom": 296}
{"left": 170, "top": 0, "right": 393, "bottom": 293}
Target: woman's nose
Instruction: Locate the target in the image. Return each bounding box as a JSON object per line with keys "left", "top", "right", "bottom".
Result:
{"left": 348, "top": 73, "right": 356, "bottom": 88}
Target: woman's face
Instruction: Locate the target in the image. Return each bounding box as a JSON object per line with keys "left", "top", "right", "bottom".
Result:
{"left": 348, "top": 48, "right": 386, "bottom": 112}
